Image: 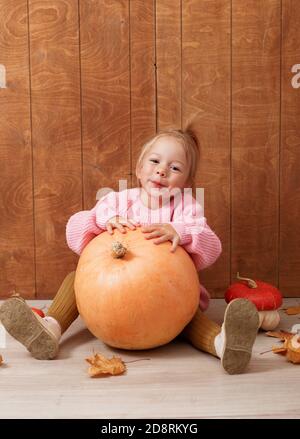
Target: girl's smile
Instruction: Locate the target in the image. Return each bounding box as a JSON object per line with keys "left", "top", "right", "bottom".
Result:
{"left": 136, "top": 135, "right": 190, "bottom": 208}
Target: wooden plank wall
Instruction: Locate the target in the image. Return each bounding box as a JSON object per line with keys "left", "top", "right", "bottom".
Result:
{"left": 181, "top": 0, "right": 231, "bottom": 296}
{"left": 0, "top": 0, "right": 35, "bottom": 299}
{"left": 280, "top": 0, "right": 300, "bottom": 296}
{"left": 0, "top": 0, "right": 299, "bottom": 299}
{"left": 29, "top": 0, "right": 82, "bottom": 298}
{"left": 231, "top": 0, "right": 281, "bottom": 287}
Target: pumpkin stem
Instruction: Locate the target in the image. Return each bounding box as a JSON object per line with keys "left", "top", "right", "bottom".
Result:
{"left": 111, "top": 241, "right": 127, "bottom": 259}
{"left": 10, "top": 290, "right": 20, "bottom": 297}
{"left": 236, "top": 272, "right": 257, "bottom": 288}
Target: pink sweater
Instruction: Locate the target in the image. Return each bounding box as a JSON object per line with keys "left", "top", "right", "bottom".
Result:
{"left": 66, "top": 188, "right": 222, "bottom": 311}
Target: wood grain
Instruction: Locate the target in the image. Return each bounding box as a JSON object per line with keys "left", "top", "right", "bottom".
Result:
{"left": 29, "top": 0, "right": 82, "bottom": 298}
{"left": 130, "top": 0, "right": 156, "bottom": 188}
{"left": 156, "top": 0, "right": 182, "bottom": 130}
{"left": 0, "top": 0, "right": 35, "bottom": 298}
{"left": 182, "top": 0, "right": 231, "bottom": 296}
{"left": 231, "top": 0, "right": 281, "bottom": 286}
{"left": 1, "top": 1, "right": 300, "bottom": 299}
{"left": 1, "top": 298, "right": 300, "bottom": 419}
{"left": 280, "top": 0, "right": 300, "bottom": 296}
{"left": 80, "top": 0, "right": 131, "bottom": 205}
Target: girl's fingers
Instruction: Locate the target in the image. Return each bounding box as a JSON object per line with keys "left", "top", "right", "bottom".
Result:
{"left": 153, "top": 234, "right": 171, "bottom": 245}
{"left": 141, "top": 224, "right": 161, "bottom": 233}
{"left": 115, "top": 222, "right": 126, "bottom": 233}
{"left": 141, "top": 226, "right": 153, "bottom": 233}
{"left": 170, "top": 236, "right": 180, "bottom": 252}
{"left": 144, "top": 230, "right": 163, "bottom": 240}
{"left": 106, "top": 223, "right": 114, "bottom": 234}
{"left": 107, "top": 218, "right": 138, "bottom": 234}
{"left": 125, "top": 221, "right": 136, "bottom": 230}
{"left": 129, "top": 219, "right": 139, "bottom": 227}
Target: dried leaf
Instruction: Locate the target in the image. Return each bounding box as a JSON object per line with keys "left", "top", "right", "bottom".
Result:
{"left": 272, "top": 346, "right": 287, "bottom": 355}
{"left": 286, "top": 335, "right": 300, "bottom": 364}
{"left": 284, "top": 306, "right": 300, "bottom": 316}
{"left": 265, "top": 331, "right": 300, "bottom": 364}
{"left": 269, "top": 335, "right": 289, "bottom": 355}
{"left": 86, "top": 352, "right": 126, "bottom": 378}
{"left": 266, "top": 330, "right": 294, "bottom": 341}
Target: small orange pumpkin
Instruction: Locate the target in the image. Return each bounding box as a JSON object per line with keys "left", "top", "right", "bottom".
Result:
{"left": 75, "top": 228, "right": 200, "bottom": 350}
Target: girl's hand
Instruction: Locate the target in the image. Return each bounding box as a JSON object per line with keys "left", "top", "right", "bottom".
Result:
{"left": 141, "top": 223, "right": 180, "bottom": 252}
{"left": 105, "top": 216, "right": 139, "bottom": 234}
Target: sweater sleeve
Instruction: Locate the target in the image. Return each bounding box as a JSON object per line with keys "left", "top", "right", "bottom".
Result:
{"left": 66, "top": 203, "right": 102, "bottom": 256}
{"left": 169, "top": 197, "right": 222, "bottom": 271}
{"left": 66, "top": 190, "right": 126, "bottom": 256}
{"left": 95, "top": 190, "right": 130, "bottom": 229}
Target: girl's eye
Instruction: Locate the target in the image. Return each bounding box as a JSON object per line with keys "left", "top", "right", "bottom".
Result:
{"left": 149, "top": 159, "right": 181, "bottom": 172}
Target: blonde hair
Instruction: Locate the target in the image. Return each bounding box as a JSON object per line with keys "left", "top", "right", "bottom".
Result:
{"left": 135, "top": 128, "right": 200, "bottom": 193}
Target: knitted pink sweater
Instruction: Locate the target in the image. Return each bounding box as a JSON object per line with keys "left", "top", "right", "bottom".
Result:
{"left": 66, "top": 188, "right": 222, "bottom": 311}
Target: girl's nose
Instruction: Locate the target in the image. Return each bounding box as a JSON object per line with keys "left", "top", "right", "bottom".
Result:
{"left": 156, "top": 169, "right": 166, "bottom": 177}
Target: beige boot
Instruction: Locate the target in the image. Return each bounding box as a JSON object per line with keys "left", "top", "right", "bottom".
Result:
{"left": 0, "top": 296, "right": 59, "bottom": 360}
{"left": 215, "top": 298, "right": 259, "bottom": 374}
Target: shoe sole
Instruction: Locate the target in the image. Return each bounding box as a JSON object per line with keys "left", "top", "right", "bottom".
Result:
{"left": 221, "top": 298, "right": 259, "bottom": 375}
{"left": 0, "top": 297, "right": 58, "bottom": 360}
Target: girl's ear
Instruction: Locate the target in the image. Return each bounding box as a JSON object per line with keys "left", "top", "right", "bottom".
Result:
{"left": 185, "top": 175, "right": 192, "bottom": 187}
{"left": 136, "top": 163, "right": 142, "bottom": 180}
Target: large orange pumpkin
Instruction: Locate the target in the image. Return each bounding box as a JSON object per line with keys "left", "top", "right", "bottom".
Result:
{"left": 74, "top": 228, "right": 200, "bottom": 350}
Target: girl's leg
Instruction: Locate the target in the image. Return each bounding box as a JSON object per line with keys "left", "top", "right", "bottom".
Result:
{"left": 0, "top": 271, "right": 78, "bottom": 360}
{"left": 182, "top": 308, "right": 220, "bottom": 357}
{"left": 182, "top": 298, "right": 259, "bottom": 374}
{"left": 181, "top": 283, "right": 219, "bottom": 356}
{"left": 46, "top": 271, "right": 78, "bottom": 334}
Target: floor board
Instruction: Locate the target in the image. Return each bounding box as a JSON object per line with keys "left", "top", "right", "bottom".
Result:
{"left": 1, "top": 298, "right": 300, "bottom": 419}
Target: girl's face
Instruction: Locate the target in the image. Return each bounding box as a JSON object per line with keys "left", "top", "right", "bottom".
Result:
{"left": 136, "top": 136, "right": 190, "bottom": 198}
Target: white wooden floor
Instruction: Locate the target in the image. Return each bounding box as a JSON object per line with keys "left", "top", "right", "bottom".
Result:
{"left": 1, "top": 298, "right": 300, "bottom": 419}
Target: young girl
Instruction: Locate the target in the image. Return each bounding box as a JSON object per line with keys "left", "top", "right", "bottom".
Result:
{"left": 0, "top": 129, "right": 259, "bottom": 374}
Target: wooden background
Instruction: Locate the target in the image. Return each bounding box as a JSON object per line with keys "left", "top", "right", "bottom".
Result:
{"left": 0, "top": 0, "right": 299, "bottom": 299}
